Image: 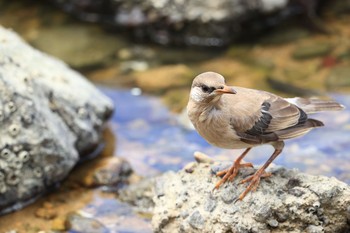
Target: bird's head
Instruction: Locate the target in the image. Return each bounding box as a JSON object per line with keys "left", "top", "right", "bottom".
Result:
{"left": 189, "top": 72, "right": 236, "bottom": 104}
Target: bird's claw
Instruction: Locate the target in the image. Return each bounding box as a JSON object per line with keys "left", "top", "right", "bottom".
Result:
{"left": 237, "top": 171, "right": 272, "bottom": 200}
{"left": 214, "top": 161, "right": 254, "bottom": 189}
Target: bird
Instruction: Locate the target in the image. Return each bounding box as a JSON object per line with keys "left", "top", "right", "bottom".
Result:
{"left": 187, "top": 71, "right": 344, "bottom": 201}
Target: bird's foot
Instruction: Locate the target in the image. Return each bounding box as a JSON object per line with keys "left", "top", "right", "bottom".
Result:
{"left": 237, "top": 170, "right": 272, "bottom": 200}
{"left": 213, "top": 161, "right": 253, "bottom": 190}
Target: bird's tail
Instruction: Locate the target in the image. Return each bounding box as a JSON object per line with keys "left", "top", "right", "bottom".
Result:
{"left": 286, "top": 97, "right": 345, "bottom": 114}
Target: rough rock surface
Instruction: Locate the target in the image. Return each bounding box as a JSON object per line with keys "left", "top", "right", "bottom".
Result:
{"left": 0, "top": 26, "right": 113, "bottom": 214}
{"left": 152, "top": 159, "right": 350, "bottom": 233}
{"left": 51, "top": 0, "right": 325, "bottom": 47}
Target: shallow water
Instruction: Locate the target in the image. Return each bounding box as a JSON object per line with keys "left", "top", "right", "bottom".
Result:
{"left": 1, "top": 1, "right": 350, "bottom": 232}
{"left": 104, "top": 87, "right": 350, "bottom": 184}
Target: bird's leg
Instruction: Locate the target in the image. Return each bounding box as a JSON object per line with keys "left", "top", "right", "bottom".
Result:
{"left": 238, "top": 141, "right": 284, "bottom": 201}
{"left": 214, "top": 147, "right": 252, "bottom": 190}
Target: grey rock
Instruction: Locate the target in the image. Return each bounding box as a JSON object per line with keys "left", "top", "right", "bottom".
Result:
{"left": 66, "top": 213, "right": 110, "bottom": 233}
{"left": 267, "top": 218, "right": 279, "bottom": 228}
{"left": 306, "top": 225, "right": 324, "bottom": 233}
{"left": 32, "top": 26, "right": 125, "bottom": 69}
{"left": 0, "top": 26, "right": 113, "bottom": 213}
{"left": 119, "top": 177, "right": 155, "bottom": 214}
{"left": 50, "top": 0, "right": 322, "bottom": 47}
{"left": 204, "top": 194, "right": 217, "bottom": 212}
{"left": 326, "top": 66, "right": 350, "bottom": 91}
{"left": 152, "top": 161, "right": 350, "bottom": 233}
{"left": 292, "top": 43, "right": 333, "bottom": 60}
{"left": 188, "top": 210, "right": 205, "bottom": 230}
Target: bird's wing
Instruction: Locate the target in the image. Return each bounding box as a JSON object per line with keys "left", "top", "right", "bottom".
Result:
{"left": 227, "top": 88, "right": 323, "bottom": 144}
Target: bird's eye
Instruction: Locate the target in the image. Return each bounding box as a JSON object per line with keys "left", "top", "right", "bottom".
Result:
{"left": 201, "top": 85, "right": 210, "bottom": 93}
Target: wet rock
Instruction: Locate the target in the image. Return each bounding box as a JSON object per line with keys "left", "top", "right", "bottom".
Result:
{"left": 292, "top": 43, "right": 333, "bottom": 60}
{"left": 35, "top": 202, "right": 58, "bottom": 220}
{"left": 326, "top": 66, "right": 350, "bottom": 91}
{"left": 32, "top": 26, "right": 124, "bottom": 69}
{"left": 0, "top": 26, "right": 113, "bottom": 214}
{"left": 259, "top": 27, "right": 310, "bottom": 44}
{"left": 73, "top": 157, "right": 132, "bottom": 188}
{"left": 51, "top": 216, "right": 67, "bottom": 231}
{"left": 118, "top": 177, "right": 155, "bottom": 215}
{"left": 267, "top": 76, "right": 322, "bottom": 96}
{"left": 66, "top": 212, "right": 109, "bottom": 233}
{"left": 162, "top": 88, "right": 189, "bottom": 113}
{"left": 134, "top": 64, "right": 194, "bottom": 93}
{"left": 152, "top": 161, "right": 350, "bottom": 233}
{"left": 50, "top": 0, "right": 325, "bottom": 47}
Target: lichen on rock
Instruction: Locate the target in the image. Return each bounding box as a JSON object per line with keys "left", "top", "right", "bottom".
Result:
{"left": 0, "top": 26, "right": 113, "bottom": 214}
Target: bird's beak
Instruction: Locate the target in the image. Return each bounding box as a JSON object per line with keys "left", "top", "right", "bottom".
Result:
{"left": 215, "top": 85, "right": 237, "bottom": 95}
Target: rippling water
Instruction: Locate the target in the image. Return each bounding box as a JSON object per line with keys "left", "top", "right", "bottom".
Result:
{"left": 103, "top": 87, "right": 350, "bottom": 184}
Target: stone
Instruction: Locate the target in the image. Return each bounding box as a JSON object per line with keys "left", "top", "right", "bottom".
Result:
{"left": 152, "top": 161, "right": 350, "bottom": 233}
{"left": 35, "top": 202, "right": 58, "bottom": 220}
{"left": 51, "top": 216, "right": 67, "bottom": 231}
{"left": 292, "top": 43, "right": 333, "bottom": 60}
{"left": 259, "top": 27, "right": 310, "bottom": 44}
{"left": 134, "top": 64, "right": 194, "bottom": 93}
{"left": 193, "top": 151, "right": 214, "bottom": 164}
{"left": 50, "top": 0, "right": 324, "bottom": 47}
{"left": 65, "top": 212, "right": 109, "bottom": 233}
{"left": 118, "top": 178, "right": 156, "bottom": 215}
{"left": 326, "top": 66, "right": 350, "bottom": 91}
{"left": 72, "top": 157, "right": 133, "bottom": 188}
{"left": 32, "top": 26, "right": 125, "bottom": 69}
{"left": 0, "top": 26, "right": 113, "bottom": 214}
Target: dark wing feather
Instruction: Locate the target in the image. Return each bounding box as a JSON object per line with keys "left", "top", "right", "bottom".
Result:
{"left": 234, "top": 96, "right": 323, "bottom": 144}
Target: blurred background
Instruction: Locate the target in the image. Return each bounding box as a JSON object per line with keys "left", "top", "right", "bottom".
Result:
{"left": 0, "top": 0, "right": 350, "bottom": 232}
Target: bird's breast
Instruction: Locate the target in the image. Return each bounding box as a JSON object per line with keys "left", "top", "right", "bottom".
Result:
{"left": 192, "top": 108, "right": 250, "bottom": 149}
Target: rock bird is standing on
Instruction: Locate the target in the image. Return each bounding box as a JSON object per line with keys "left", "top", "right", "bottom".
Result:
{"left": 187, "top": 72, "right": 344, "bottom": 200}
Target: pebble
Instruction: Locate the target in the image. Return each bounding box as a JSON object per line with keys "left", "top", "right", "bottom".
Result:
{"left": 204, "top": 195, "right": 217, "bottom": 212}
{"left": 267, "top": 218, "right": 279, "bottom": 228}
{"left": 188, "top": 210, "right": 204, "bottom": 230}
{"left": 306, "top": 225, "right": 325, "bottom": 233}
{"left": 66, "top": 212, "right": 110, "bottom": 233}
{"left": 193, "top": 151, "right": 214, "bottom": 164}
{"left": 184, "top": 162, "right": 197, "bottom": 173}
{"left": 220, "top": 186, "right": 237, "bottom": 204}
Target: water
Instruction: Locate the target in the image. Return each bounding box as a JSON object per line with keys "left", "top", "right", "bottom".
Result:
{"left": 104, "top": 87, "right": 350, "bottom": 183}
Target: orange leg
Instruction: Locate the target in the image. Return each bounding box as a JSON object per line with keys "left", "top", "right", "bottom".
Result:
{"left": 213, "top": 147, "right": 253, "bottom": 190}
{"left": 237, "top": 142, "right": 284, "bottom": 201}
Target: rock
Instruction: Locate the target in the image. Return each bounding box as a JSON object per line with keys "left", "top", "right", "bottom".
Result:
{"left": 50, "top": 0, "right": 325, "bottom": 47}
{"left": 267, "top": 76, "right": 322, "bottom": 96}
{"left": 162, "top": 88, "right": 189, "bottom": 112}
{"left": 72, "top": 157, "right": 133, "bottom": 188}
{"left": 66, "top": 212, "right": 109, "bottom": 233}
{"left": 292, "top": 43, "right": 333, "bottom": 60}
{"left": 193, "top": 151, "right": 214, "bottom": 164}
{"left": 259, "top": 27, "right": 310, "bottom": 45}
{"left": 152, "top": 161, "right": 350, "bottom": 233}
{"left": 35, "top": 201, "right": 58, "bottom": 220}
{"left": 134, "top": 64, "right": 194, "bottom": 93}
{"left": 326, "top": 66, "right": 350, "bottom": 91}
{"left": 0, "top": 26, "right": 113, "bottom": 214}
{"left": 51, "top": 216, "right": 67, "bottom": 231}
{"left": 118, "top": 178, "right": 155, "bottom": 215}
{"left": 32, "top": 26, "right": 125, "bottom": 69}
